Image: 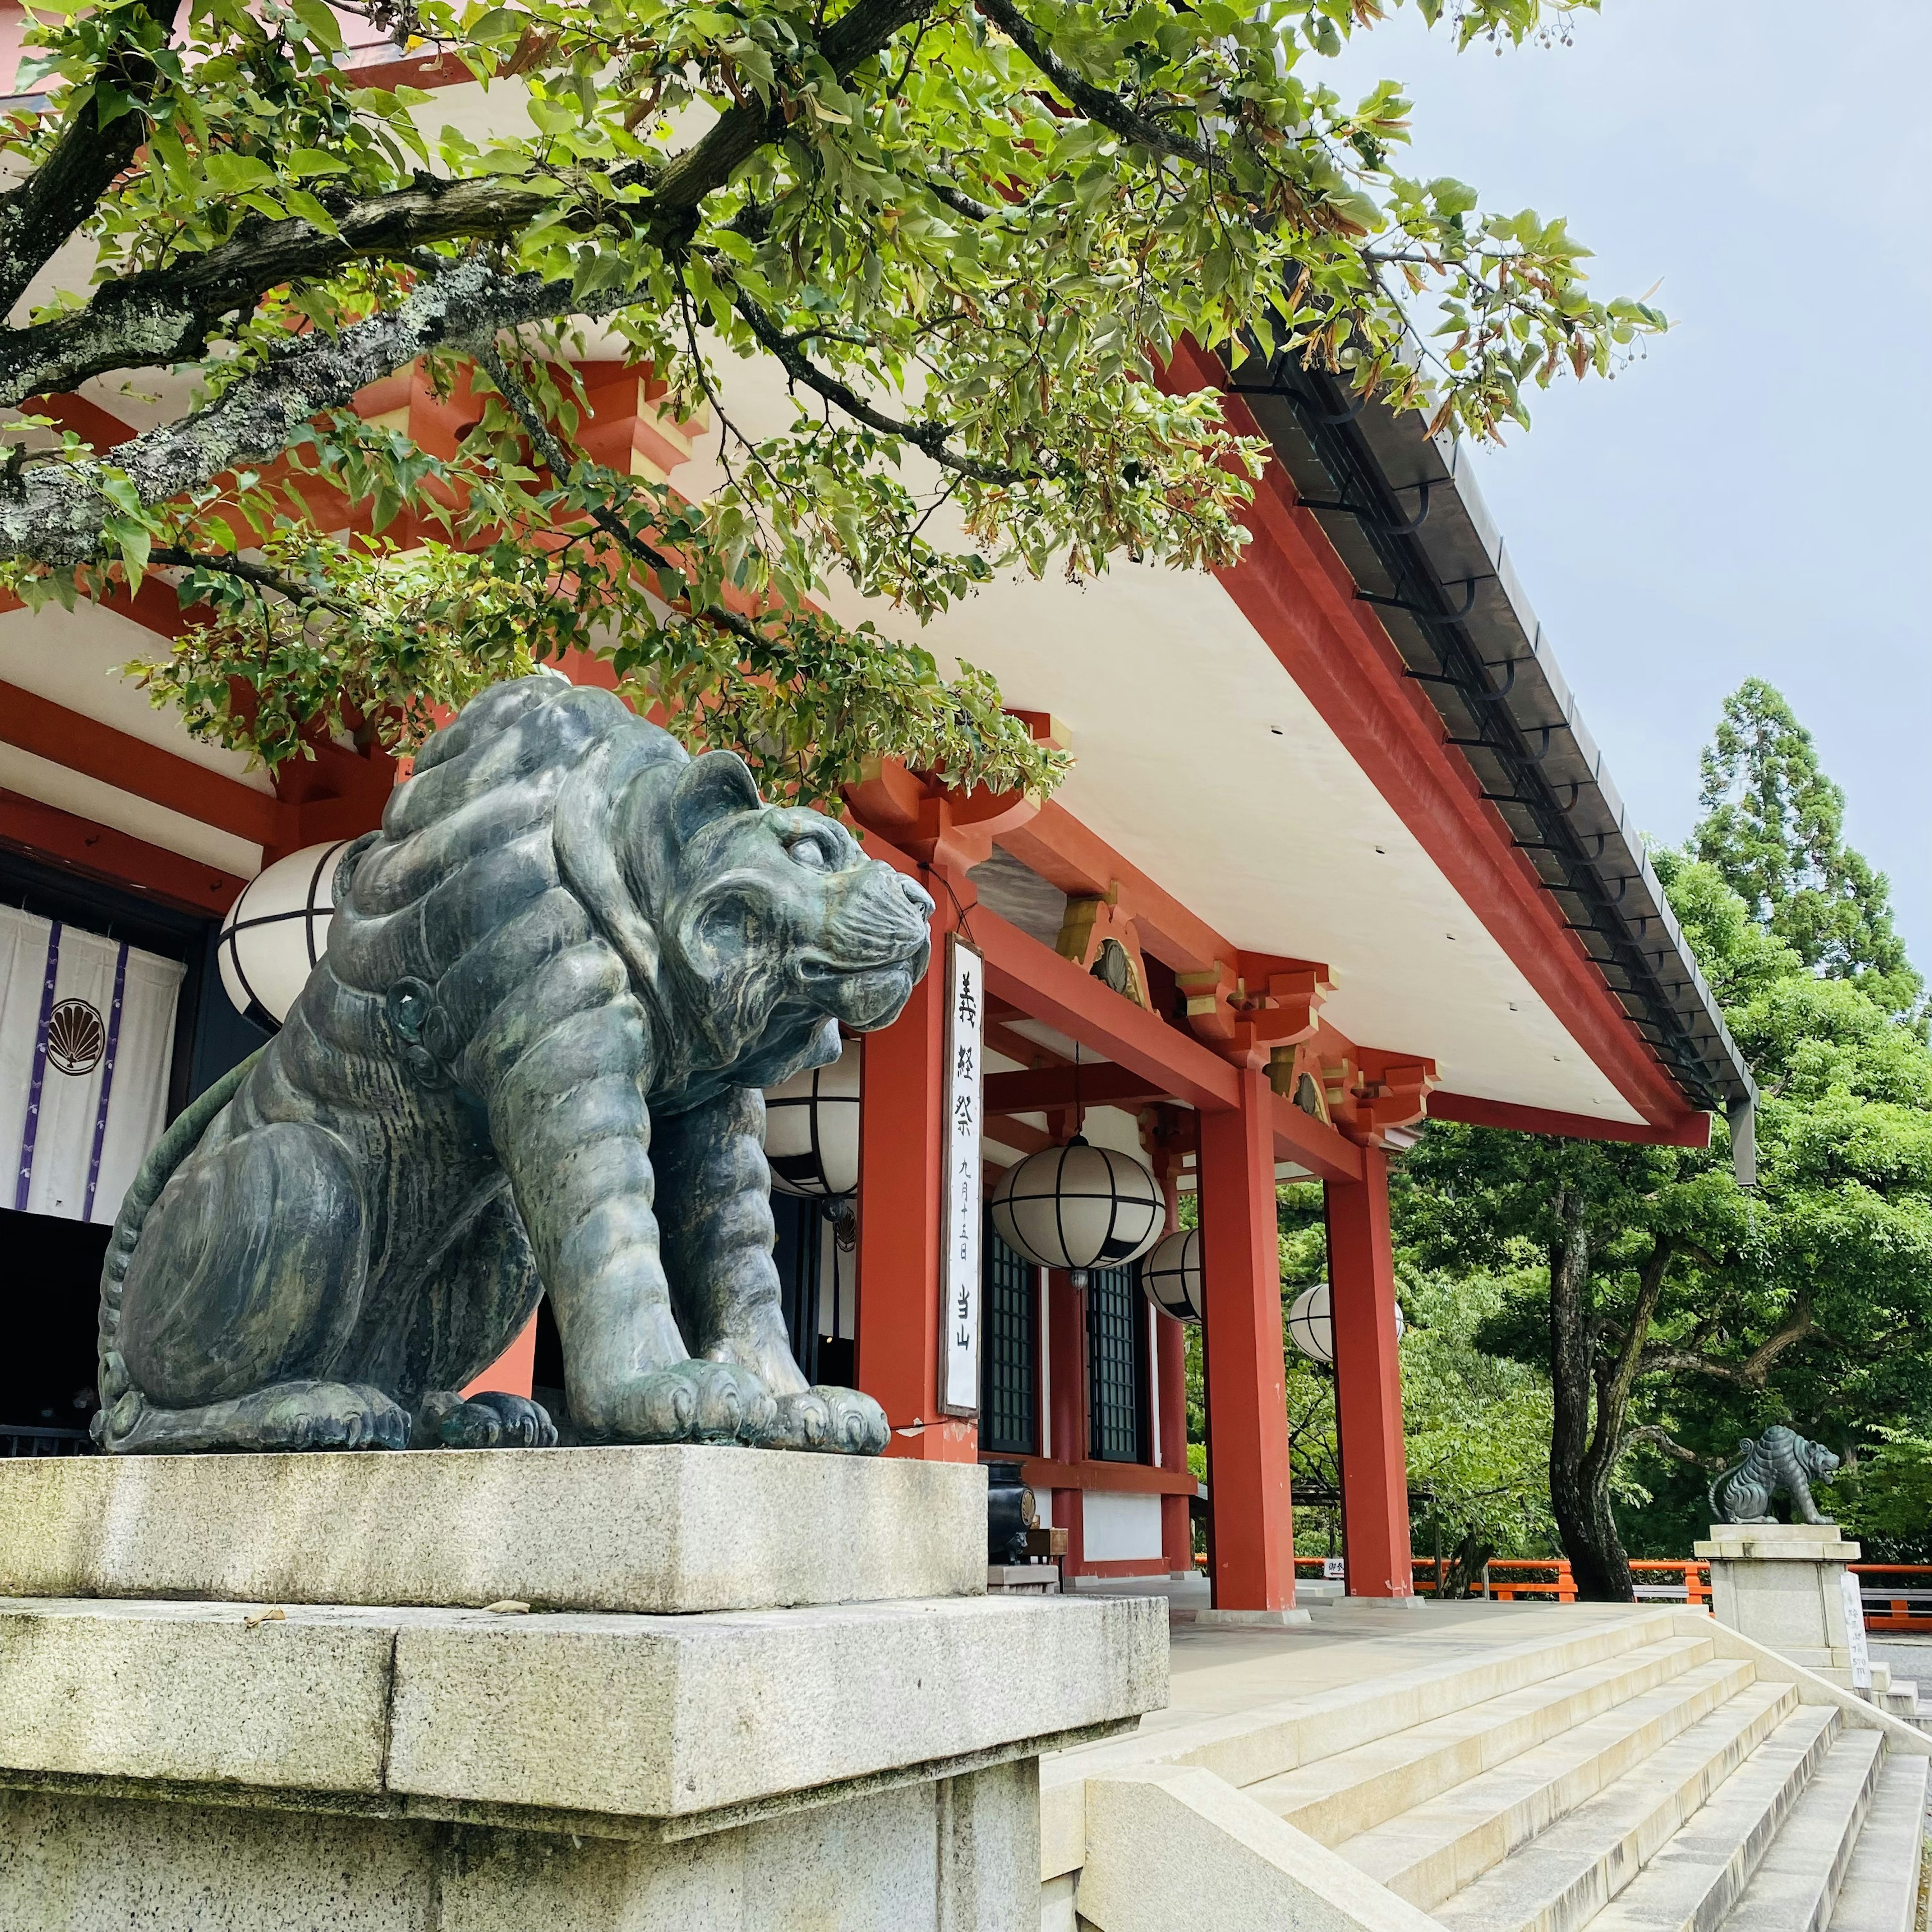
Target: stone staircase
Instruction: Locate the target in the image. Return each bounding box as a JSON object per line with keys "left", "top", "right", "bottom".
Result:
{"left": 1049, "top": 1602, "right": 1928, "bottom": 1932}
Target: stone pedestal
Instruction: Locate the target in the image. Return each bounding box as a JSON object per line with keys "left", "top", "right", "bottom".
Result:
{"left": 0, "top": 1449, "right": 1168, "bottom": 1930}
{"left": 1697, "top": 1520, "right": 1868, "bottom": 1688}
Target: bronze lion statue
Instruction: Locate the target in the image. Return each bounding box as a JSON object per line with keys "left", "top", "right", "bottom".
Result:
{"left": 1708, "top": 1424, "right": 1841, "bottom": 1526}
{"left": 94, "top": 674, "right": 933, "bottom": 1456}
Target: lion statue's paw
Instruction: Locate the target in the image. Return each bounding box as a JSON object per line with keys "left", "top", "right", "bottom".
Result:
{"left": 415, "top": 1391, "right": 558, "bottom": 1450}
{"left": 261, "top": 1383, "right": 412, "bottom": 1452}
{"left": 607, "top": 1361, "right": 777, "bottom": 1446}
{"left": 764, "top": 1387, "right": 890, "bottom": 1456}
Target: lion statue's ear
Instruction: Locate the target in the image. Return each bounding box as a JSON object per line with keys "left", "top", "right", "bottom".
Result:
{"left": 671, "top": 750, "right": 763, "bottom": 846}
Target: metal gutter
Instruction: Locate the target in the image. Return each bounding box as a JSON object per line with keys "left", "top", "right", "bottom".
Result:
{"left": 1224, "top": 347, "right": 1756, "bottom": 1147}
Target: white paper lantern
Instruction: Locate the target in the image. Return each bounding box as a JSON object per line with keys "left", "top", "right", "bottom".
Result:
{"left": 763, "top": 1040, "right": 862, "bottom": 1199}
{"left": 989, "top": 1136, "right": 1163, "bottom": 1287}
{"left": 1287, "top": 1281, "right": 1404, "bottom": 1366}
{"left": 217, "top": 840, "right": 355, "bottom": 1026}
{"left": 1140, "top": 1226, "right": 1204, "bottom": 1323}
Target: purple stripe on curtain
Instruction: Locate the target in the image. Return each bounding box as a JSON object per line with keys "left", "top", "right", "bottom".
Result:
{"left": 82, "top": 942, "right": 130, "bottom": 1224}
{"left": 14, "top": 921, "right": 62, "bottom": 1212}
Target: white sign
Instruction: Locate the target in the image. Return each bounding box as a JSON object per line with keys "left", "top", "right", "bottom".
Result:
{"left": 938, "top": 934, "right": 984, "bottom": 1417}
{"left": 1841, "top": 1568, "right": 1872, "bottom": 1689}
{"left": 1323, "top": 1557, "right": 1345, "bottom": 1580}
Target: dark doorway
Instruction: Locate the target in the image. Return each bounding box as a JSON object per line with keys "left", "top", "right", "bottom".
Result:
{"left": 0, "top": 1205, "right": 109, "bottom": 1439}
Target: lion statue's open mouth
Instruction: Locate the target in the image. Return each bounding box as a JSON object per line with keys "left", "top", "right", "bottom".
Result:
{"left": 94, "top": 674, "right": 935, "bottom": 1458}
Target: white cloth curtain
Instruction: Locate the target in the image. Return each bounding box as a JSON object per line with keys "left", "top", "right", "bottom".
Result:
{"left": 0, "top": 905, "right": 185, "bottom": 1224}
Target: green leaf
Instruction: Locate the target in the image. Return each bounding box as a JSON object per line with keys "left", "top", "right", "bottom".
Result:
{"left": 204, "top": 151, "right": 279, "bottom": 194}
{"left": 282, "top": 188, "right": 340, "bottom": 234}
{"left": 290, "top": 0, "right": 343, "bottom": 51}
{"left": 287, "top": 147, "right": 353, "bottom": 177}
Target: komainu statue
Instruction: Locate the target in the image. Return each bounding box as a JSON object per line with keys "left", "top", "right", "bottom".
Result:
{"left": 94, "top": 675, "right": 934, "bottom": 1456}
{"left": 1708, "top": 1424, "right": 1841, "bottom": 1526}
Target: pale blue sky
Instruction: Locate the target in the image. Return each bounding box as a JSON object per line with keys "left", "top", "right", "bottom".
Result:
{"left": 1328, "top": 1, "right": 1932, "bottom": 975}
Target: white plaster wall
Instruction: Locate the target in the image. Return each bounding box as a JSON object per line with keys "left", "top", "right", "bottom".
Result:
{"left": 1081, "top": 1492, "right": 1164, "bottom": 1562}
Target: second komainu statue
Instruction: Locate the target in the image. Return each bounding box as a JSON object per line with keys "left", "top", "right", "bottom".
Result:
{"left": 93, "top": 674, "right": 935, "bottom": 1457}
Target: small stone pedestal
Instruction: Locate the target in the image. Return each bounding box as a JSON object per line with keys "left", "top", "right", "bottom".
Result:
{"left": 0, "top": 1448, "right": 1167, "bottom": 1931}
{"left": 1697, "top": 1520, "right": 1869, "bottom": 1688}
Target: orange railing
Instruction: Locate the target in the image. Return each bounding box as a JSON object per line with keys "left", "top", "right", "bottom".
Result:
{"left": 1853, "top": 1564, "right": 1932, "bottom": 1633}
{"left": 1208, "top": 1553, "right": 1925, "bottom": 1630}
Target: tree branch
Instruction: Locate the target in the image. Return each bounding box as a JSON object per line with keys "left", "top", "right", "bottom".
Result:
{"left": 0, "top": 255, "right": 580, "bottom": 565}
{"left": 149, "top": 544, "right": 360, "bottom": 619}
{"left": 725, "top": 279, "right": 1040, "bottom": 486}
{"left": 1583, "top": 1234, "right": 1674, "bottom": 1486}
{"left": 475, "top": 344, "right": 768, "bottom": 655}
{"left": 0, "top": 177, "right": 553, "bottom": 411}
{"left": 0, "top": 0, "right": 184, "bottom": 317}
{"left": 975, "top": 0, "right": 1216, "bottom": 170}
{"left": 1637, "top": 1297, "right": 1816, "bottom": 1390}
{"left": 0, "top": 0, "right": 949, "bottom": 563}
{"left": 1616, "top": 1422, "right": 1707, "bottom": 1468}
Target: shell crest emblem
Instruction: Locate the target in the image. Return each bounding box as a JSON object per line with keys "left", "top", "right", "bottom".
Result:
{"left": 47, "top": 999, "right": 106, "bottom": 1077}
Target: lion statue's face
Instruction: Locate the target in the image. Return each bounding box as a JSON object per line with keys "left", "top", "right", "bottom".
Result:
{"left": 1802, "top": 1439, "right": 1841, "bottom": 1481}
{"left": 622, "top": 750, "right": 935, "bottom": 1090}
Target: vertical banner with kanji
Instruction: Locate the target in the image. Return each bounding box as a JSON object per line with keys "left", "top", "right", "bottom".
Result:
{"left": 938, "top": 932, "right": 984, "bottom": 1417}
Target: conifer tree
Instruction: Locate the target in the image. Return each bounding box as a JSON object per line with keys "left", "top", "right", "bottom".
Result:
{"left": 1694, "top": 679, "right": 1921, "bottom": 1020}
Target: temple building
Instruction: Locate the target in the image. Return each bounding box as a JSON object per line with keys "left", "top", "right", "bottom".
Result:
{"left": 0, "top": 29, "right": 1754, "bottom": 1619}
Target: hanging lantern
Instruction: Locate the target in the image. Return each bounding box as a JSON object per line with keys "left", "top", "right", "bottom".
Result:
{"left": 1287, "top": 1281, "right": 1404, "bottom": 1366}
{"left": 763, "top": 1040, "right": 862, "bottom": 1199}
{"left": 989, "top": 1137, "right": 1163, "bottom": 1287}
{"left": 217, "top": 840, "right": 356, "bottom": 1027}
{"left": 1140, "top": 1226, "right": 1204, "bottom": 1324}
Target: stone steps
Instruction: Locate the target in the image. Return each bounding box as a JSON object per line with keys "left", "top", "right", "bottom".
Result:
{"left": 1039, "top": 1606, "right": 1696, "bottom": 1876}
{"left": 1583, "top": 1708, "right": 1846, "bottom": 1930}
{"left": 1053, "top": 1606, "right": 1930, "bottom": 1932}
{"left": 1425, "top": 1682, "right": 1801, "bottom": 1931}
{"left": 1826, "top": 1750, "right": 1928, "bottom": 1932}
{"left": 1708, "top": 1727, "right": 1881, "bottom": 1930}
{"left": 1341, "top": 1662, "right": 1768, "bottom": 1910}
{"left": 1247, "top": 1635, "right": 1717, "bottom": 1848}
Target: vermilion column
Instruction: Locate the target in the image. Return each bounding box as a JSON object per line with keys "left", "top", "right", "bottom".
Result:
{"left": 1197, "top": 1063, "right": 1296, "bottom": 1613}
{"left": 1326, "top": 1146, "right": 1413, "bottom": 1596}
{"left": 853, "top": 876, "right": 977, "bottom": 1465}
{"left": 1157, "top": 1313, "right": 1192, "bottom": 1574}
{"left": 462, "top": 1318, "right": 537, "bottom": 1401}
{"left": 1049, "top": 1270, "right": 1087, "bottom": 1572}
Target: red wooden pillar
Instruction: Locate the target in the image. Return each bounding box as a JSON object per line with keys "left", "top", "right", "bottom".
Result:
{"left": 853, "top": 873, "right": 977, "bottom": 1465}
{"left": 1049, "top": 1270, "right": 1087, "bottom": 1571}
{"left": 1326, "top": 1146, "right": 1413, "bottom": 1597}
{"left": 1157, "top": 1313, "right": 1192, "bottom": 1573}
{"left": 1197, "top": 1064, "right": 1296, "bottom": 1613}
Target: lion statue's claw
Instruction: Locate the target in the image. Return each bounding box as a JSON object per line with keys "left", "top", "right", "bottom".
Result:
{"left": 415, "top": 1391, "right": 557, "bottom": 1450}
{"left": 608, "top": 1361, "right": 776, "bottom": 1446}
{"left": 763, "top": 1387, "right": 889, "bottom": 1456}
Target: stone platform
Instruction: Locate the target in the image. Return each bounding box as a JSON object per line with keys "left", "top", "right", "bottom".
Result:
{"left": 1697, "top": 1520, "right": 1867, "bottom": 1687}
{"left": 0, "top": 1449, "right": 1168, "bottom": 1930}
{"left": 0, "top": 1443, "right": 986, "bottom": 1613}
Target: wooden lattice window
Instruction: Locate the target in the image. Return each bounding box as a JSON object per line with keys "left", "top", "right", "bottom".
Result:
{"left": 1087, "top": 1263, "right": 1144, "bottom": 1463}
{"left": 980, "top": 1220, "right": 1036, "bottom": 1454}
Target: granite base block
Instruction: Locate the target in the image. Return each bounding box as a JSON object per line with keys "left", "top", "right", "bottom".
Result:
{"left": 0, "top": 1445, "right": 986, "bottom": 1613}
{"left": 0, "top": 1451, "right": 1168, "bottom": 1927}
{"left": 0, "top": 1757, "right": 1039, "bottom": 1932}
{"left": 1697, "top": 1520, "right": 1866, "bottom": 1690}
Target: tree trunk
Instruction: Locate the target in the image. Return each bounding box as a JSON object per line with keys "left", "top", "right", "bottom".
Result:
{"left": 1544, "top": 1188, "right": 1635, "bottom": 1601}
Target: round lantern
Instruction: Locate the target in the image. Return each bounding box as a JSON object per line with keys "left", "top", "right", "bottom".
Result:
{"left": 1140, "top": 1226, "right": 1204, "bottom": 1324}
{"left": 1287, "top": 1281, "right": 1404, "bottom": 1367}
{"left": 217, "top": 839, "right": 355, "bottom": 1026}
{"left": 763, "top": 1040, "right": 862, "bottom": 1200}
{"left": 989, "top": 1137, "right": 1163, "bottom": 1287}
